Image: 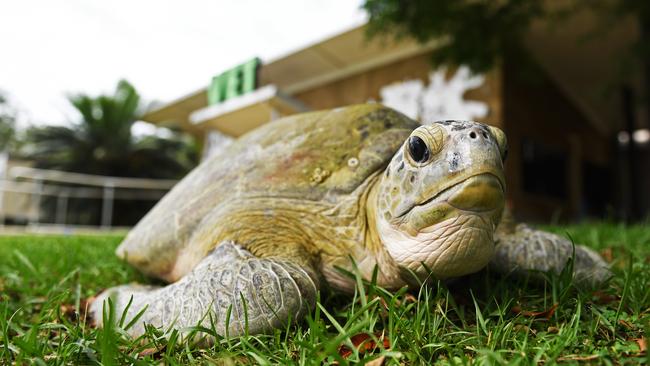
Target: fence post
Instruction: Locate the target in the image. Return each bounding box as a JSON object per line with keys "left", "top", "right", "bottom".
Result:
{"left": 0, "top": 151, "right": 7, "bottom": 226}
{"left": 32, "top": 178, "right": 43, "bottom": 225}
{"left": 101, "top": 183, "right": 114, "bottom": 228}
{"left": 55, "top": 190, "right": 69, "bottom": 226}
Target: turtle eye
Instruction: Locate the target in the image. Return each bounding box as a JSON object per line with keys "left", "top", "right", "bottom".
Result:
{"left": 408, "top": 136, "right": 430, "bottom": 163}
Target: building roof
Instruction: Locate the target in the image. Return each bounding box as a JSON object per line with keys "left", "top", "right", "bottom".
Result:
{"left": 142, "top": 25, "right": 437, "bottom": 134}
{"left": 143, "top": 16, "right": 638, "bottom": 137}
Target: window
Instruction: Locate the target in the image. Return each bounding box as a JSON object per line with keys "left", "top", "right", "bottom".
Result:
{"left": 521, "top": 139, "right": 567, "bottom": 199}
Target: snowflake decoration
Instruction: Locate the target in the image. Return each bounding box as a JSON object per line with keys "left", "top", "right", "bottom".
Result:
{"left": 380, "top": 66, "right": 489, "bottom": 124}
{"left": 379, "top": 79, "right": 423, "bottom": 120}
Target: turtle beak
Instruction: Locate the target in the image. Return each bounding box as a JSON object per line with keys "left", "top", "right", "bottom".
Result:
{"left": 446, "top": 174, "right": 504, "bottom": 212}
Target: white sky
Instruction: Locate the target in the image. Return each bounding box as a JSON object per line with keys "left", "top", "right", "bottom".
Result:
{"left": 0, "top": 0, "right": 366, "bottom": 127}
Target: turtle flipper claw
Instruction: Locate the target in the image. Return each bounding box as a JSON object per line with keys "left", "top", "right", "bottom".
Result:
{"left": 90, "top": 242, "right": 318, "bottom": 339}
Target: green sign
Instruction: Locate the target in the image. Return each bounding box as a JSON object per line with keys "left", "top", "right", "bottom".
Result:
{"left": 207, "top": 58, "right": 261, "bottom": 105}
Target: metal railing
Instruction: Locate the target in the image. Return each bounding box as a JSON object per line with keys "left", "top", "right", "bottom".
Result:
{"left": 0, "top": 167, "right": 178, "bottom": 228}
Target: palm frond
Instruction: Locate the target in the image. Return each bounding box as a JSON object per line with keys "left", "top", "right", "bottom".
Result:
{"left": 21, "top": 80, "right": 198, "bottom": 225}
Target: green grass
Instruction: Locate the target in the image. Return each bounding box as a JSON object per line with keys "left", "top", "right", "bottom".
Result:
{"left": 0, "top": 223, "right": 648, "bottom": 365}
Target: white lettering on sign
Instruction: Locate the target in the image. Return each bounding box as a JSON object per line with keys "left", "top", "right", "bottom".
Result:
{"left": 380, "top": 66, "right": 489, "bottom": 124}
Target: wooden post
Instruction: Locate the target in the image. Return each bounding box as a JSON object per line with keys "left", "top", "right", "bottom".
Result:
{"left": 622, "top": 86, "right": 638, "bottom": 221}
{"left": 568, "top": 135, "right": 583, "bottom": 220}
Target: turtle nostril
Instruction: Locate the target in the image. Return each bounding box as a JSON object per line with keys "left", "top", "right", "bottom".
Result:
{"left": 469, "top": 131, "right": 477, "bottom": 139}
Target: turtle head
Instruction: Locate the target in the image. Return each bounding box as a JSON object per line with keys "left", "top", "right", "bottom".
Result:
{"left": 374, "top": 120, "right": 507, "bottom": 280}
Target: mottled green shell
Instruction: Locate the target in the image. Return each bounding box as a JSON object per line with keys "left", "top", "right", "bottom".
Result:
{"left": 120, "top": 104, "right": 418, "bottom": 277}
{"left": 230, "top": 105, "right": 417, "bottom": 199}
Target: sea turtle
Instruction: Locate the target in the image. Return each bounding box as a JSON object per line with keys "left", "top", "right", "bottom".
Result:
{"left": 91, "top": 104, "right": 609, "bottom": 339}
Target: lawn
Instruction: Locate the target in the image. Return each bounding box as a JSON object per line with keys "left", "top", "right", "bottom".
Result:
{"left": 0, "top": 223, "right": 648, "bottom": 365}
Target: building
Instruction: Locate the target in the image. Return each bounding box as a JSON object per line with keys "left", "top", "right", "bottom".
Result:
{"left": 140, "top": 17, "right": 647, "bottom": 222}
{"left": 0, "top": 155, "right": 39, "bottom": 224}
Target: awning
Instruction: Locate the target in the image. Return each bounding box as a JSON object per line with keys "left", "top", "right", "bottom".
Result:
{"left": 188, "top": 85, "right": 308, "bottom": 137}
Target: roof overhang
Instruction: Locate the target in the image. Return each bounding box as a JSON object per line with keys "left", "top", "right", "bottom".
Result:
{"left": 257, "top": 25, "right": 437, "bottom": 94}
{"left": 142, "top": 89, "right": 206, "bottom": 135}
{"left": 188, "top": 85, "right": 308, "bottom": 137}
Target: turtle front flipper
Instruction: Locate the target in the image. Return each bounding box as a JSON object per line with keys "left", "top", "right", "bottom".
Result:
{"left": 489, "top": 224, "right": 611, "bottom": 287}
{"left": 90, "top": 242, "right": 318, "bottom": 339}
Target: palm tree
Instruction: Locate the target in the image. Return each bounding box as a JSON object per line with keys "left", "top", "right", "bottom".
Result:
{"left": 25, "top": 80, "right": 197, "bottom": 178}
{"left": 23, "top": 80, "right": 199, "bottom": 225}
